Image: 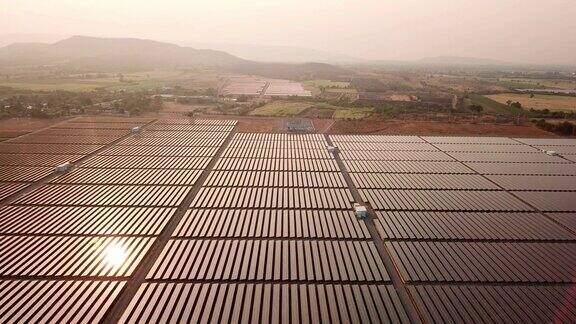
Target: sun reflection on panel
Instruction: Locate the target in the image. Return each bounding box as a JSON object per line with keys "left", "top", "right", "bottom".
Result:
{"left": 103, "top": 242, "right": 127, "bottom": 268}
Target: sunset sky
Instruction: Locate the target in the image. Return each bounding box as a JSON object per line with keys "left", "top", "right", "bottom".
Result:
{"left": 1, "top": 0, "right": 575, "bottom": 64}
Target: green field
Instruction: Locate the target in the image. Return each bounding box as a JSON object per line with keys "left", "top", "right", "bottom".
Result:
{"left": 249, "top": 100, "right": 373, "bottom": 119}
{"left": 0, "top": 81, "right": 113, "bottom": 92}
{"left": 487, "top": 93, "right": 576, "bottom": 112}
{"left": 497, "top": 78, "right": 576, "bottom": 90}
{"left": 250, "top": 101, "right": 313, "bottom": 117}
{"left": 464, "top": 94, "right": 524, "bottom": 115}
{"left": 333, "top": 107, "right": 374, "bottom": 119}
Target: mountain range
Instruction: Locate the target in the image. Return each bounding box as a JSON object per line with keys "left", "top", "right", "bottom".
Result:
{"left": 0, "top": 36, "right": 242, "bottom": 68}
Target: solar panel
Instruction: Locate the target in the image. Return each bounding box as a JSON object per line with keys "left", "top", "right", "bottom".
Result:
{"left": 1, "top": 128, "right": 575, "bottom": 323}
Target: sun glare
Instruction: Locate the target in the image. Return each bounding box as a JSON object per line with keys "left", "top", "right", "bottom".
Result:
{"left": 103, "top": 243, "right": 127, "bottom": 268}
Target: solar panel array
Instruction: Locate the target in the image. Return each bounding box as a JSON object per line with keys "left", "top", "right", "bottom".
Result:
{"left": 0, "top": 117, "right": 236, "bottom": 323}
{"left": 2, "top": 123, "right": 576, "bottom": 323}
{"left": 331, "top": 134, "right": 576, "bottom": 323}
{"left": 119, "top": 132, "right": 409, "bottom": 323}
{"left": 0, "top": 117, "right": 148, "bottom": 204}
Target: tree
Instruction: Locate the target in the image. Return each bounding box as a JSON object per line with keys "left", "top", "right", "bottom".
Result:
{"left": 469, "top": 104, "right": 483, "bottom": 113}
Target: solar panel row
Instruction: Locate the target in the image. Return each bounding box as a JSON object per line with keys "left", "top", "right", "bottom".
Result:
{"left": 332, "top": 134, "right": 576, "bottom": 322}
{"left": 0, "top": 117, "right": 237, "bottom": 323}
{"left": 2, "top": 124, "right": 576, "bottom": 323}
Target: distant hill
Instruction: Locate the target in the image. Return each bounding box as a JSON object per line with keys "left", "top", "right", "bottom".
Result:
{"left": 0, "top": 36, "right": 243, "bottom": 68}
{"left": 0, "top": 35, "right": 351, "bottom": 79}
{"left": 418, "top": 56, "right": 511, "bottom": 66}
{"left": 181, "top": 41, "right": 361, "bottom": 64}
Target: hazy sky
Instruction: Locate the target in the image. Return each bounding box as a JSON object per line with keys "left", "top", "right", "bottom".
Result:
{"left": 2, "top": 0, "right": 575, "bottom": 64}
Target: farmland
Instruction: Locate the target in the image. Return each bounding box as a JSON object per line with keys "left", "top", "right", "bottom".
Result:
{"left": 464, "top": 94, "right": 524, "bottom": 115}
{"left": 487, "top": 93, "right": 576, "bottom": 112}
{"left": 248, "top": 100, "right": 374, "bottom": 119}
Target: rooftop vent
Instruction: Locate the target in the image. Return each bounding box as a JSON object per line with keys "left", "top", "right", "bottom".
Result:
{"left": 55, "top": 162, "right": 72, "bottom": 172}
{"left": 131, "top": 126, "right": 142, "bottom": 133}
{"left": 353, "top": 203, "right": 368, "bottom": 219}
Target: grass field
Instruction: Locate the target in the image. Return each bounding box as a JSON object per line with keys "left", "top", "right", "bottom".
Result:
{"left": 250, "top": 101, "right": 313, "bottom": 117}
{"left": 497, "top": 78, "right": 576, "bottom": 90}
{"left": 487, "top": 93, "right": 576, "bottom": 112}
{"left": 249, "top": 100, "right": 373, "bottom": 119}
{"left": 0, "top": 81, "right": 112, "bottom": 92}
{"left": 333, "top": 107, "right": 374, "bottom": 119}
{"left": 464, "top": 94, "right": 524, "bottom": 115}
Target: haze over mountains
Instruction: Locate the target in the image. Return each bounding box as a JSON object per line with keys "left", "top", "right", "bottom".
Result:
{"left": 0, "top": 36, "right": 242, "bottom": 68}
{"left": 0, "top": 36, "right": 571, "bottom": 70}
